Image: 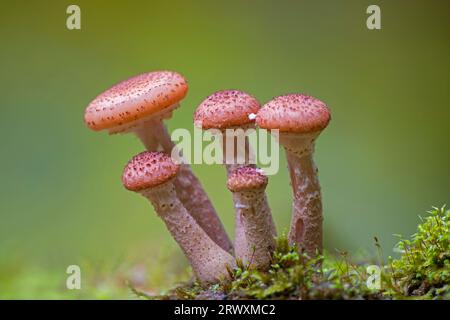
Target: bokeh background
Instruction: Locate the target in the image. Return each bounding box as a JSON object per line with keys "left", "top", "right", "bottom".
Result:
{"left": 0, "top": 0, "right": 449, "bottom": 298}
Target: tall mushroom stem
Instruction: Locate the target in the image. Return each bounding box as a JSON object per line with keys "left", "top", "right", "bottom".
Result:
{"left": 141, "top": 181, "right": 235, "bottom": 283}
{"left": 285, "top": 151, "right": 323, "bottom": 256}
{"left": 135, "top": 122, "right": 233, "bottom": 253}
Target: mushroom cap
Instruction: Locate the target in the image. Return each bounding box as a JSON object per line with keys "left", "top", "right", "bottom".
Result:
{"left": 227, "top": 166, "right": 268, "bottom": 192}
{"left": 194, "top": 90, "right": 260, "bottom": 130}
{"left": 85, "top": 71, "right": 188, "bottom": 132}
{"left": 256, "top": 94, "right": 331, "bottom": 133}
{"left": 122, "top": 151, "right": 180, "bottom": 191}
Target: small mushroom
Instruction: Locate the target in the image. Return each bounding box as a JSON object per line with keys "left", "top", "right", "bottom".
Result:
{"left": 85, "top": 71, "right": 232, "bottom": 253}
{"left": 227, "top": 166, "right": 276, "bottom": 269}
{"left": 257, "top": 94, "right": 331, "bottom": 256}
{"left": 122, "top": 151, "right": 235, "bottom": 283}
{"left": 194, "top": 90, "right": 277, "bottom": 258}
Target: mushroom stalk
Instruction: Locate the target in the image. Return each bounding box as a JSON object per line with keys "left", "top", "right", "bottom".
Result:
{"left": 141, "top": 181, "right": 235, "bottom": 283}
{"left": 227, "top": 167, "right": 276, "bottom": 269}
{"left": 135, "top": 119, "right": 175, "bottom": 152}
{"left": 221, "top": 133, "right": 255, "bottom": 176}
{"left": 285, "top": 151, "right": 323, "bottom": 256}
{"left": 232, "top": 192, "right": 275, "bottom": 268}
{"left": 135, "top": 121, "right": 233, "bottom": 254}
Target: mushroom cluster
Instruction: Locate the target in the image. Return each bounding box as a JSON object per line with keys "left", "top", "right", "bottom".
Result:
{"left": 85, "top": 71, "right": 331, "bottom": 284}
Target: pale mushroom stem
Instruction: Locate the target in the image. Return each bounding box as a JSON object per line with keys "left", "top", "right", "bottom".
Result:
{"left": 286, "top": 151, "right": 323, "bottom": 256}
{"left": 135, "top": 122, "right": 233, "bottom": 253}
{"left": 231, "top": 190, "right": 275, "bottom": 269}
{"left": 141, "top": 181, "right": 235, "bottom": 283}
{"left": 135, "top": 124, "right": 162, "bottom": 151}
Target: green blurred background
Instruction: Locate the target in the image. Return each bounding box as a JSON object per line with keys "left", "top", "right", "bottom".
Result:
{"left": 0, "top": 0, "right": 449, "bottom": 298}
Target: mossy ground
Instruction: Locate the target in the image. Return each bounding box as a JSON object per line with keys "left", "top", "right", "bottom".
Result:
{"left": 1, "top": 206, "right": 448, "bottom": 299}
{"left": 148, "top": 206, "right": 449, "bottom": 300}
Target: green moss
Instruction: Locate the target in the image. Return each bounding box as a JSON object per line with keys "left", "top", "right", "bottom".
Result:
{"left": 158, "top": 236, "right": 379, "bottom": 300}
{"left": 386, "top": 206, "right": 450, "bottom": 299}
{"left": 151, "top": 206, "right": 450, "bottom": 300}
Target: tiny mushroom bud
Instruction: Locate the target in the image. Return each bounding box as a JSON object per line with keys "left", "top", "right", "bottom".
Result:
{"left": 257, "top": 94, "right": 331, "bottom": 256}
{"left": 122, "top": 152, "right": 235, "bottom": 284}
{"left": 194, "top": 90, "right": 277, "bottom": 258}
{"left": 227, "top": 166, "right": 276, "bottom": 269}
{"left": 85, "top": 71, "right": 232, "bottom": 253}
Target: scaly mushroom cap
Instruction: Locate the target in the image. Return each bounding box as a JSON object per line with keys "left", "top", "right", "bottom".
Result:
{"left": 227, "top": 166, "right": 268, "bottom": 192}
{"left": 122, "top": 152, "right": 180, "bottom": 191}
{"left": 194, "top": 90, "right": 260, "bottom": 130}
{"left": 85, "top": 71, "right": 188, "bottom": 132}
{"left": 257, "top": 94, "right": 330, "bottom": 133}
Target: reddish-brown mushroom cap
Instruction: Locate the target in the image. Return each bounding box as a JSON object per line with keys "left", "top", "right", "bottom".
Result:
{"left": 85, "top": 71, "right": 188, "bottom": 132}
{"left": 256, "top": 94, "right": 331, "bottom": 133}
{"left": 122, "top": 152, "right": 180, "bottom": 191}
{"left": 194, "top": 90, "right": 260, "bottom": 130}
{"left": 227, "top": 166, "right": 268, "bottom": 192}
